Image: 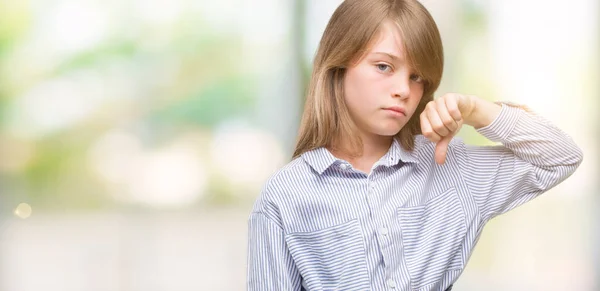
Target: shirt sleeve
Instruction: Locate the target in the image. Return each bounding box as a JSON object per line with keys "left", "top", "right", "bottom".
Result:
{"left": 247, "top": 211, "right": 302, "bottom": 291}
{"left": 457, "top": 102, "right": 583, "bottom": 222}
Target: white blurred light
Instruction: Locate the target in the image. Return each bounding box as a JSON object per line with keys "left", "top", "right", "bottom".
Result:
{"left": 240, "top": 0, "right": 291, "bottom": 45}
{"left": 489, "top": 0, "right": 595, "bottom": 116}
{"left": 88, "top": 130, "right": 143, "bottom": 184}
{"left": 196, "top": 0, "right": 239, "bottom": 33}
{"left": 14, "top": 203, "right": 32, "bottom": 219}
{"left": 50, "top": 1, "right": 109, "bottom": 55}
{"left": 210, "top": 123, "right": 285, "bottom": 193}
{"left": 135, "top": 0, "right": 183, "bottom": 26}
{"left": 9, "top": 73, "right": 105, "bottom": 138}
{"left": 89, "top": 131, "right": 208, "bottom": 207}
{"left": 128, "top": 142, "right": 207, "bottom": 207}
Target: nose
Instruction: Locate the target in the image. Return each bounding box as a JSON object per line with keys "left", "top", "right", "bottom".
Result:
{"left": 392, "top": 74, "right": 410, "bottom": 99}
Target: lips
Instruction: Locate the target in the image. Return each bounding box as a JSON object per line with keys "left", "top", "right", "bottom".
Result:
{"left": 383, "top": 106, "right": 406, "bottom": 116}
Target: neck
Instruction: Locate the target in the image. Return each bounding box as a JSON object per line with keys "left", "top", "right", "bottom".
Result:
{"left": 329, "top": 132, "right": 393, "bottom": 173}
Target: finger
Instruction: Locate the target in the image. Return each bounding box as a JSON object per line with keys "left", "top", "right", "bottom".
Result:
{"left": 435, "top": 136, "right": 452, "bottom": 165}
{"left": 444, "top": 94, "right": 463, "bottom": 122}
{"left": 426, "top": 101, "right": 451, "bottom": 136}
{"left": 436, "top": 98, "right": 459, "bottom": 132}
{"left": 420, "top": 111, "right": 442, "bottom": 142}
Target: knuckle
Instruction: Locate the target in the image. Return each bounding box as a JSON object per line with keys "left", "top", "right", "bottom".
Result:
{"left": 443, "top": 118, "right": 455, "bottom": 127}
{"left": 449, "top": 108, "right": 462, "bottom": 119}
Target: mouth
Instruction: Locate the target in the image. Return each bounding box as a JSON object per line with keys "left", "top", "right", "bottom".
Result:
{"left": 383, "top": 106, "right": 406, "bottom": 116}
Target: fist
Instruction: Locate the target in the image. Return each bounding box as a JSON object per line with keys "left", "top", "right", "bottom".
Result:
{"left": 420, "top": 93, "right": 476, "bottom": 165}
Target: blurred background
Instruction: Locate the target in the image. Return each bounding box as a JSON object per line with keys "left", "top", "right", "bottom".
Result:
{"left": 0, "top": 0, "right": 597, "bottom": 290}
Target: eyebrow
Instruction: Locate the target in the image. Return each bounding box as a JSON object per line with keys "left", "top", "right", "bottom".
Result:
{"left": 371, "top": 52, "right": 405, "bottom": 62}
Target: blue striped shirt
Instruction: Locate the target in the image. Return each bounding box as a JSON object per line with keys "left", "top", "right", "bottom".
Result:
{"left": 247, "top": 103, "right": 583, "bottom": 291}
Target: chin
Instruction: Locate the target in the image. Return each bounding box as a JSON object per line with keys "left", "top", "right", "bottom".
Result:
{"left": 373, "top": 127, "right": 403, "bottom": 137}
{"left": 372, "top": 122, "right": 405, "bottom": 135}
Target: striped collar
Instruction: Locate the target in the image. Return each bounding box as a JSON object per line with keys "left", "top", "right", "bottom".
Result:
{"left": 301, "top": 138, "right": 418, "bottom": 175}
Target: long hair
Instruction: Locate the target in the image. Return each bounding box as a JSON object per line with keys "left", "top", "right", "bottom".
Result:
{"left": 292, "top": 0, "right": 444, "bottom": 159}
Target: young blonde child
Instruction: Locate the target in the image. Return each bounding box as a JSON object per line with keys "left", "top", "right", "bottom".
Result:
{"left": 247, "top": 0, "right": 583, "bottom": 290}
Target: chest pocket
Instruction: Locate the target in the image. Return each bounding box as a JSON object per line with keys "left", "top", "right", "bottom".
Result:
{"left": 286, "top": 219, "right": 370, "bottom": 291}
{"left": 397, "top": 187, "right": 467, "bottom": 290}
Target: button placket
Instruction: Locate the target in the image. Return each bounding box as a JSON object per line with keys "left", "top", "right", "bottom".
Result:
{"left": 386, "top": 279, "right": 396, "bottom": 289}
{"left": 368, "top": 183, "right": 375, "bottom": 192}
{"left": 379, "top": 227, "right": 389, "bottom": 236}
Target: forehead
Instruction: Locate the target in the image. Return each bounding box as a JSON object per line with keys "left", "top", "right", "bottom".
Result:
{"left": 367, "top": 20, "right": 406, "bottom": 59}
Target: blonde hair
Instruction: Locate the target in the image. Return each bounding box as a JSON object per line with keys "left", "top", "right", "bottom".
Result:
{"left": 292, "top": 0, "right": 444, "bottom": 159}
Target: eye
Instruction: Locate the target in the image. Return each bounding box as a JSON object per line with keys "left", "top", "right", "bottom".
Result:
{"left": 410, "top": 74, "right": 424, "bottom": 83}
{"left": 376, "top": 63, "right": 392, "bottom": 73}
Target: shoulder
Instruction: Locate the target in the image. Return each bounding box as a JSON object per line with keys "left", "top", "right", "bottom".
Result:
{"left": 250, "top": 156, "right": 311, "bottom": 216}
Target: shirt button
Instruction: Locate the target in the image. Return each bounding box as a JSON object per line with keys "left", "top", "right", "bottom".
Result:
{"left": 340, "top": 163, "right": 349, "bottom": 170}
{"left": 386, "top": 279, "right": 396, "bottom": 289}
{"left": 380, "top": 227, "right": 389, "bottom": 236}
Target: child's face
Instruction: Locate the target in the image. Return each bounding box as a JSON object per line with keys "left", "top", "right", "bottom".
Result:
{"left": 343, "top": 20, "right": 424, "bottom": 138}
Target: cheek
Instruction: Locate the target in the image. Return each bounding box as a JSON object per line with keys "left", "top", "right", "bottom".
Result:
{"left": 344, "top": 70, "right": 371, "bottom": 104}
{"left": 410, "top": 85, "right": 424, "bottom": 102}
{"left": 406, "top": 88, "right": 424, "bottom": 113}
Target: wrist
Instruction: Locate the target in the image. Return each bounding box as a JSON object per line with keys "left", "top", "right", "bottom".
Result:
{"left": 464, "top": 97, "right": 502, "bottom": 129}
